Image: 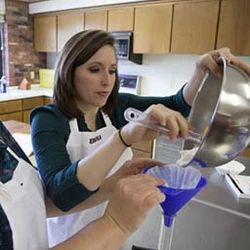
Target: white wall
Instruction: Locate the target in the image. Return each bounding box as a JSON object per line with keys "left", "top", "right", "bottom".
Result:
{"left": 47, "top": 53, "right": 250, "bottom": 97}
{"left": 118, "top": 54, "right": 199, "bottom": 96}
{"left": 47, "top": 53, "right": 199, "bottom": 96}
{"left": 29, "top": 0, "right": 146, "bottom": 14}
{"left": 119, "top": 54, "right": 250, "bottom": 96}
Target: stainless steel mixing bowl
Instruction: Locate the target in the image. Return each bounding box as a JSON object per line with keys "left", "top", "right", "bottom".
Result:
{"left": 183, "top": 57, "right": 250, "bottom": 167}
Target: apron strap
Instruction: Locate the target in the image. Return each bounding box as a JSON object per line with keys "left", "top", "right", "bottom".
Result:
{"left": 7, "top": 147, "right": 38, "bottom": 170}
{"left": 101, "top": 111, "right": 112, "bottom": 126}
{"left": 69, "top": 119, "right": 79, "bottom": 132}
{"left": 69, "top": 111, "right": 113, "bottom": 131}
{"left": 6, "top": 147, "right": 20, "bottom": 161}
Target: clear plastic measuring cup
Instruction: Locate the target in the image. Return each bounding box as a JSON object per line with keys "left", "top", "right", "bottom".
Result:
{"left": 124, "top": 107, "right": 208, "bottom": 167}
{"left": 124, "top": 107, "right": 203, "bottom": 143}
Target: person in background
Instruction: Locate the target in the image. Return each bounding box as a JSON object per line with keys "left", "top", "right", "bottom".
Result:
{"left": 30, "top": 29, "right": 250, "bottom": 247}
{"left": 52, "top": 159, "right": 166, "bottom": 250}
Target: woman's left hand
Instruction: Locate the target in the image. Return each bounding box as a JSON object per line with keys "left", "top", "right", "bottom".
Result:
{"left": 197, "top": 47, "right": 250, "bottom": 78}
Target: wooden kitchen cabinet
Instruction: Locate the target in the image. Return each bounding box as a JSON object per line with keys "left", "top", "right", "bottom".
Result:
{"left": 0, "top": 97, "right": 50, "bottom": 123}
{"left": 34, "top": 15, "right": 57, "bottom": 52}
{"left": 216, "top": 0, "right": 250, "bottom": 56}
{"left": 22, "top": 97, "right": 44, "bottom": 123}
{"left": 133, "top": 4, "right": 173, "bottom": 54}
{"left": 44, "top": 96, "right": 52, "bottom": 105}
{"left": 0, "top": 100, "right": 23, "bottom": 122}
{"left": 108, "top": 7, "right": 134, "bottom": 32}
{"left": 170, "top": 1, "right": 219, "bottom": 54}
{"left": 57, "top": 11, "right": 84, "bottom": 51}
{"left": 84, "top": 10, "right": 108, "bottom": 31}
{"left": 0, "top": 112, "right": 23, "bottom": 122}
{"left": 22, "top": 97, "right": 44, "bottom": 110}
{"left": 0, "top": 100, "right": 22, "bottom": 114}
{"left": 31, "top": 0, "right": 250, "bottom": 56}
{"left": 132, "top": 140, "right": 153, "bottom": 159}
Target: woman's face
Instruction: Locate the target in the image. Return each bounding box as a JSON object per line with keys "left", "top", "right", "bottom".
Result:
{"left": 74, "top": 45, "right": 117, "bottom": 111}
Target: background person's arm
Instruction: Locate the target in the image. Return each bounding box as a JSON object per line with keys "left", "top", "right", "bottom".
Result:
{"left": 51, "top": 215, "right": 127, "bottom": 250}
{"left": 51, "top": 173, "right": 165, "bottom": 250}
{"left": 45, "top": 158, "right": 164, "bottom": 218}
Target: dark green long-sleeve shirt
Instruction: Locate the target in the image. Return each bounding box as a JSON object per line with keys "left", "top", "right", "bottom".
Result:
{"left": 30, "top": 89, "right": 191, "bottom": 211}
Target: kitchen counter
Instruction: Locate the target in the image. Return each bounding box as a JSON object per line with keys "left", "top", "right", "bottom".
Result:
{"left": 0, "top": 85, "right": 53, "bottom": 101}
{"left": 124, "top": 137, "right": 250, "bottom": 250}
{"left": 171, "top": 158, "right": 250, "bottom": 250}
{"left": 192, "top": 158, "right": 250, "bottom": 217}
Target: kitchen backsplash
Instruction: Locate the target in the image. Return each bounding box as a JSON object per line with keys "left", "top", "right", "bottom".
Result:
{"left": 118, "top": 54, "right": 198, "bottom": 96}
{"left": 47, "top": 53, "right": 250, "bottom": 96}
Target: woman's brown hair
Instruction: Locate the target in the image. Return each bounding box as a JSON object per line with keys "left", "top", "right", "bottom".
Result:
{"left": 53, "top": 29, "right": 119, "bottom": 119}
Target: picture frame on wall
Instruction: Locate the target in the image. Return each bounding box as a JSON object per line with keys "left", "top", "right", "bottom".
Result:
{"left": 118, "top": 74, "right": 140, "bottom": 95}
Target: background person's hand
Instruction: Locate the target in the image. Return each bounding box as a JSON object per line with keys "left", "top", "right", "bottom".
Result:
{"left": 121, "top": 104, "right": 190, "bottom": 143}
{"left": 104, "top": 173, "right": 165, "bottom": 236}
{"left": 102, "top": 158, "right": 164, "bottom": 198}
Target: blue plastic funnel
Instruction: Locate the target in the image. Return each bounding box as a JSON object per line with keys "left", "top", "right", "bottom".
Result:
{"left": 144, "top": 166, "right": 207, "bottom": 227}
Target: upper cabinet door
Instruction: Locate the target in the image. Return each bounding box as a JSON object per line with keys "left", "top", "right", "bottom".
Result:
{"left": 57, "top": 12, "right": 84, "bottom": 52}
{"left": 134, "top": 4, "right": 173, "bottom": 54}
{"left": 171, "top": 1, "right": 219, "bottom": 54}
{"left": 84, "top": 10, "right": 108, "bottom": 31}
{"left": 34, "top": 15, "right": 57, "bottom": 52}
{"left": 217, "top": 0, "right": 250, "bottom": 56}
{"left": 108, "top": 7, "right": 134, "bottom": 31}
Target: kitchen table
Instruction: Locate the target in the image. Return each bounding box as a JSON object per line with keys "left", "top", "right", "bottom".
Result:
{"left": 2, "top": 120, "right": 35, "bottom": 164}
{"left": 3, "top": 120, "right": 30, "bottom": 134}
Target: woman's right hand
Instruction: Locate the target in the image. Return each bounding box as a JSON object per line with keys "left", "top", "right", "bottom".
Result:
{"left": 120, "top": 104, "right": 190, "bottom": 144}
{"left": 104, "top": 173, "right": 165, "bottom": 236}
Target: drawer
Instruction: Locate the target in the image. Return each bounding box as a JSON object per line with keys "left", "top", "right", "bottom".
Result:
{"left": 0, "top": 111, "right": 23, "bottom": 122}
{"left": 22, "top": 97, "right": 44, "bottom": 110}
{"left": 0, "top": 100, "right": 22, "bottom": 114}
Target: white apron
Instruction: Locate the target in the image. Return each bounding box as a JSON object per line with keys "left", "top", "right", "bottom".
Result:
{"left": 47, "top": 112, "right": 133, "bottom": 247}
{"left": 0, "top": 148, "right": 48, "bottom": 250}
